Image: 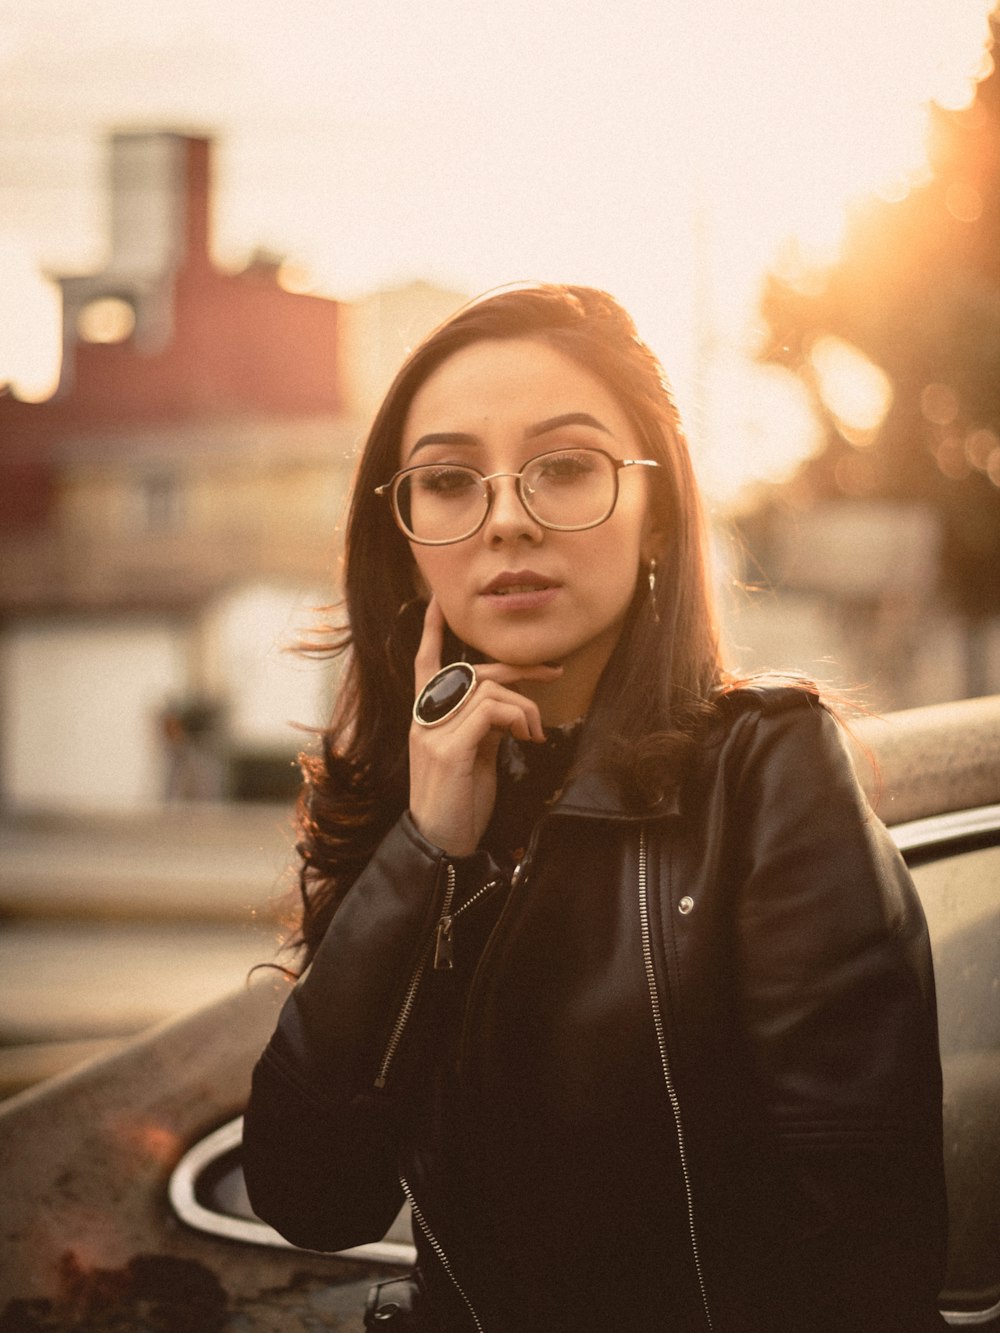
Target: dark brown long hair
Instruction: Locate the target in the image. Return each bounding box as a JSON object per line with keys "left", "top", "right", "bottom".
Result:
{"left": 292, "top": 284, "right": 726, "bottom": 966}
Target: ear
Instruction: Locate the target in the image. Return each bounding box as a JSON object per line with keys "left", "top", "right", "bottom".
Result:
{"left": 640, "top": 509, "right": 668, "bottom": 566}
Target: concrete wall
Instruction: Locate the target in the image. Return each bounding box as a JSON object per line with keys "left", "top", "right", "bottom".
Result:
{"left": 1, "top": 617, "right": 189, "bottom": 812}
{"left": 201, "top": 581, "right": 335, "bottom": 750}
{"left": 0, "top": 587, "right": 339, "bottom": 812}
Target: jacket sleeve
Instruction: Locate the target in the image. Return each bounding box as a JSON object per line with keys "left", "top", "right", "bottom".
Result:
{"left": 242, "top": 812, "right": 455, "bottom": 1253}
{"left": 727, "top": 695, "right": 949, "bottom": 1332}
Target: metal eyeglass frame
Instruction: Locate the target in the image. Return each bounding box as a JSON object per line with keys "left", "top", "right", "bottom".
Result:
{"left": 374, "top": 447, "right": 661, "bottom": 546}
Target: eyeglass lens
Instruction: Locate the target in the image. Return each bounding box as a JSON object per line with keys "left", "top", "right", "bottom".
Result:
{"left": 394, "top": 449, "right": 618, "bottom": 543}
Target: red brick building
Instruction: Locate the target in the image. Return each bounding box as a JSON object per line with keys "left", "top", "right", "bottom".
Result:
{"left": 0, "top": 130, "right": 350, "bottom": 576}
{"left": 0, "top": 130, "right": 357, "bottom": 807}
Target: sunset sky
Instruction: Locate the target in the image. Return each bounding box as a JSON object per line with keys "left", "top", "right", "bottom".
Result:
{"left": 0, "top": 0, "right": 995, "bottom": 500}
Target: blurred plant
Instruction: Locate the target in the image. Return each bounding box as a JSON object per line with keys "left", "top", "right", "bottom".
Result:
{"left": 753, "top": 16, "right": 1000, "bottom": 692}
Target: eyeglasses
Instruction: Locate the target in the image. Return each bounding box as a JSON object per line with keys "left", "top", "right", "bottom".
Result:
{"left": 375, "top": 447, "right": 660, "bottom": 546}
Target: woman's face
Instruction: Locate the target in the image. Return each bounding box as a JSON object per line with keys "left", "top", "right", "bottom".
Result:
{"left": 400, "top": 337, "right": 663, "bottom": 721}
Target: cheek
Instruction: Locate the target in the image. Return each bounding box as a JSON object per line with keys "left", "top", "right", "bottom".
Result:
{"left": 410, "top": 558, "right": 432, "bottom": 601}
{"left": 411, "top": 549, "right": 461, "bottom": 607}
{"left": 593, "top": 512, "right": 645, "bottom": 584}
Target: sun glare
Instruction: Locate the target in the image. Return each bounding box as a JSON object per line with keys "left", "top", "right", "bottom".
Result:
{"left": 0, "top": 240, "right": 61, "bottom": 402}
{"left": 809, "top": 337, "right": 895, "bottom": 442}
{"left": 931, "top": 2, "right": 997, "bottom": 110}
{"left": 655, "top": 0, "right": 997, "bottom": 497}
{"left": 690, "top": 0, "right": 996, "bottom": 285}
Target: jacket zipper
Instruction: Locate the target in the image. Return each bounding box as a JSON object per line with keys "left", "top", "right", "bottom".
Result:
{"left": 638, "top": 827, "right": 715, "bottom": 1331}
{"left": 374, "top": 863, "right": 457, "bottom": 1089}
{"left": 456, "top": 834, "right": 541, "bottom": 1074}
{"left": 400, "top": 1173, "right": 486, "bottom": 1332}
{"left": 433, "top": 878, "right": 501, "bottom": 971}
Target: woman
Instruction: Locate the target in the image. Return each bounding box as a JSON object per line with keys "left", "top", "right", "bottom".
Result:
{"left": 243, "top": 284, "right": 948, "bottom": 1331}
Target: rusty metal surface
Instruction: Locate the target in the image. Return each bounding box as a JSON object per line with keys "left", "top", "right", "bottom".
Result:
{"left": 1, "top": 694, "right": 998, "bottom": 1329}
{"left": 0, "top": 977, "right": 394, "bottom": 1330}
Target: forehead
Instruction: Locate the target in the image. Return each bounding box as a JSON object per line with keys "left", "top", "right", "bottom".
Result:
{"left": 401, "top": 337, "right": 635, "bottom": 457}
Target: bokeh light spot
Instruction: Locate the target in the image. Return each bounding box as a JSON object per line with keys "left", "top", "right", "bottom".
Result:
{"left": 965, "top": 427, "right": 1000, "bottom": 469}
{"left": 945, "top": 181, "right": 984, "bottom": 222}
{"left": 834, "top": 451, "right": 878, "bottom": 495}
{"left": 277, "top": 261, "right": 314, "bottom": 294}
{"left": 809, "top": 335, "right": 893, "bottom": 435}
{"left": 921, "top": 382, "right": 960, "bottom": 426}
{"left": 936, "top": 435, "right": 972, "bottom": 479}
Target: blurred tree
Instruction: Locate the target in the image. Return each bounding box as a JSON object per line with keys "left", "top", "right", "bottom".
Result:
{"left": 755, "top": 18, "right": 1000, "bottom": 692}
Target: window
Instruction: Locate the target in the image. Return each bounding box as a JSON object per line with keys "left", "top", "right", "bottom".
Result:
{"left": 138, "top": 472, "right": 184, "bottom": 532}
{"left": 77, "top": 297, "right": 136, "bottom": 344}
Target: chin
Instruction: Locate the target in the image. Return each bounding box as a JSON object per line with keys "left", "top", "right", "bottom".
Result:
{"left": 476, "top": 642, "right": 568, "bottom": 671}
{"left": 470, "top": 646, "right": 545, "bottom": 668}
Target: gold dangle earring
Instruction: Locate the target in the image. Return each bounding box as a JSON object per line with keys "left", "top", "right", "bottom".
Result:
{"left": 647, "top": 559, "right": 660, "bottom": 623}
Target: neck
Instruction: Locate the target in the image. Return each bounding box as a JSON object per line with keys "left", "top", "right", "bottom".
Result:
{"left": 516, "top": 633, "right": 618, "bottom": 726}
{"left": 519, "top": 679, "right": 590, "bottom": 727}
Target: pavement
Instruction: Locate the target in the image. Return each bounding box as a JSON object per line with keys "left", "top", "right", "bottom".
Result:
{"left": 0, "top": 802, "right": 302, "bottom": 1097}
{"left": 0, "top": 802, "right": 299, "bottom": 920}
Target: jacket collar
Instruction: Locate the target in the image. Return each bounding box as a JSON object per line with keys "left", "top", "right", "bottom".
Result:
{"left": 551, "top": 765, "right": 680, "bottom": 822}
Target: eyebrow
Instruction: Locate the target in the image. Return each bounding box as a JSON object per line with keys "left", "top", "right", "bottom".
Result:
{"left": 407, "top": 412, "right": 613, "bottom": 460}
{"left": 527, "top": 412, "right": 612, "bottom": 439}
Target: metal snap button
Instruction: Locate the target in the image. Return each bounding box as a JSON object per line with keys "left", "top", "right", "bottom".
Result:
{"left": 678, "top": 895, "right": 694, "bottom": 915}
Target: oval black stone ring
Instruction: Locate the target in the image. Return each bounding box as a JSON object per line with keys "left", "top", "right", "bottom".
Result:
{"left": 413, "top": 662, "right": 479, "bottom": 728}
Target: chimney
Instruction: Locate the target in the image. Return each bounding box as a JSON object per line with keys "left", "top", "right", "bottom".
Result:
{"left": 106, "top": 130, "right": 213, "bottom": 276}
{"left": 53, "top": 131, "right": 217, "bottom": 382}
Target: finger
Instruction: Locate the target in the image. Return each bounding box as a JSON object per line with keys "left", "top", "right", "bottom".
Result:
{"left": 451, "top": 680, "right": 546, "bottom": 744}
{"left": 416, "top": 694, "right": 541, "bottom": 748}
{"left": 471, "top": 662, "right": 563, "bottom": 690}
{"left": 414, "top": 596, "right": 445, "bottom": 691}
{"left": 410, "top": 675, "right": 545, "bottom": 746}
{"left": 480, "top": 699, "right": 542, "bottom": 745}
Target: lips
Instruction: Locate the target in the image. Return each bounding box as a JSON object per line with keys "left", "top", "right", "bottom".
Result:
{"left": 480, "top": 570, "right": 561, "bottom": 612}
{"left": 489, "top": 582, "right": 553, "bottom": 597}
{"left": 482, "top": 570, "right": 558, "bottom": 596}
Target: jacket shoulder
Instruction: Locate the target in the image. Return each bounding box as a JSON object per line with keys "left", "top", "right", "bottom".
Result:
{"left": 693, "top": 676, "right": 829, "bottom": 770}
{"left": 713, "top": 673, "right": 822, "bottom": 719}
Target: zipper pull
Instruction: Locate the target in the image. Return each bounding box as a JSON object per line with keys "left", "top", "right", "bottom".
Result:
{"left": 433, "top": 915, "right": 454, "bottom": 970}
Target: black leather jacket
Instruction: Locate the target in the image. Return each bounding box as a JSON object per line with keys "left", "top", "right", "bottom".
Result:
{"left": 243, "top": 688, "right": 949, "bottom": 1331}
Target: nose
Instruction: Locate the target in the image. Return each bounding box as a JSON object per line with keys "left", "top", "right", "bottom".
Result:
{"left": 480, "top": 472, "right": 543, "bottom": 545}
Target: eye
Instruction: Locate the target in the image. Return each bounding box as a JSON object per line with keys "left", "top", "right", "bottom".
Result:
{"left": 532, "top": 450, "right": 598, "bottom": 484}
{"left": 413, "top": 465, "right": 480, "bottom": 496}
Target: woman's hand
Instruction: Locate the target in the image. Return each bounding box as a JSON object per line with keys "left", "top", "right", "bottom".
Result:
{"left": 408, "top": 598, "right": 562, "bottom": 857}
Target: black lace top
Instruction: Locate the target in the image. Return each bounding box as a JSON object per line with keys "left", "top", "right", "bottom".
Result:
{"left": 481, "top": 719, "right": 583, "bottom": 873}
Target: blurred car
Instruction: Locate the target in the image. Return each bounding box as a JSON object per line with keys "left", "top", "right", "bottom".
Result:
{"left": 1, "top": 695, "right": 998, "bottom": 1330}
